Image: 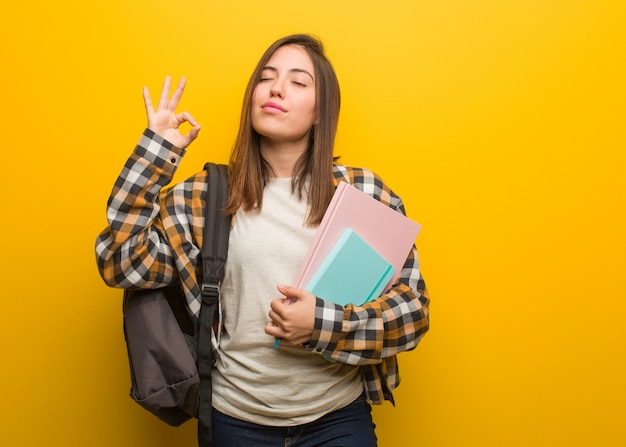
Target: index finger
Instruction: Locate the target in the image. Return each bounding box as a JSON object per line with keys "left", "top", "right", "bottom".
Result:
{"left": 269, "top": 297, "right": 288, "bottom": 314}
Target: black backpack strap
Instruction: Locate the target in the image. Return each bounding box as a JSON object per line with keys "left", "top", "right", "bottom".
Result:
{"left": 197, "top": 162, "right": 230, "bottom": 447}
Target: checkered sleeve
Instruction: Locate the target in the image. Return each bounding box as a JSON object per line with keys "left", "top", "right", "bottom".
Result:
{"left": 95, "top": 129, "right": 187, "bottom": 289}
{"left": 307, "top": 166, "right": 430, "bottom": 365}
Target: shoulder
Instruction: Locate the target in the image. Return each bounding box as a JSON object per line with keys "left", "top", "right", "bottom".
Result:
{"left": 163, "top": 162, "right": 229, "bottom": 204}
{"left": 332, "top": 164, "right": 403, "bottom": 209}
{"left": 332, "top": 164, "right": 383, "bottom": 189}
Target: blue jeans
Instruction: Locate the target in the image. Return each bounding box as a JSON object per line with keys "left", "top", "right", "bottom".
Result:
{"left": 211, "top": 395, "right": 378, "bottom": 447}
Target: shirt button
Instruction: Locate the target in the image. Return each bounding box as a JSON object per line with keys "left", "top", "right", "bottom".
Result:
{"left": 170, "top": 157, "right": 177, "bottom": 164}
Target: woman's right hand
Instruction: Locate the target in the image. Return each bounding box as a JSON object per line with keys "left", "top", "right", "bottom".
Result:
{"left": 143, "top": 76, "right": 201, "bottom": 149}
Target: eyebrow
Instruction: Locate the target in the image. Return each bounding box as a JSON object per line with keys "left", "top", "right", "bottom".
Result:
{"left": 262, "top": 66, "right": 315, "bottom": 82}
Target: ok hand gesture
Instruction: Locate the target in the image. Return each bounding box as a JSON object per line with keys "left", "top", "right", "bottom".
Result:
{"left": 143, "top": 76, "right": 201, "bottom": 149}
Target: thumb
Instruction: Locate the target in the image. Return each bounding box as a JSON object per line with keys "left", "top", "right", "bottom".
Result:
{"left": 276, "top": 284, "right": 294, "bottom": 305}
{"left": 182, "top": 124, "right": 202, "bottom": 147}
{"left": 276, "top": 285, "right": 317, "bottom": 307}
{"left": 276, "top": 284, "right": 305, "bottom": 299}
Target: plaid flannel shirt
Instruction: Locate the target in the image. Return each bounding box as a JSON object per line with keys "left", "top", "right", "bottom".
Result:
{"left": 96, "top": 129, "right": 430, "bottom": 405}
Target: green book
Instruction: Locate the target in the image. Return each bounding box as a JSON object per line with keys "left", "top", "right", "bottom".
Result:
{"left": 305, "top": 228, "right": 396, "bottom": 306}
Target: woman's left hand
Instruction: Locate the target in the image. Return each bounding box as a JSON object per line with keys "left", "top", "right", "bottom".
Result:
{"left": 265, "top": 285, "right": 316, "bottom": 345}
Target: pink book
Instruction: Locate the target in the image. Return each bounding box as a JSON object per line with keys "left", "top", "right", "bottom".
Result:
{"left": 293, "top": 181, "right": 421, "bottom": 293}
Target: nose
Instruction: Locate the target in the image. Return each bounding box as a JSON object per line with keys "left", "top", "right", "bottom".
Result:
{"left": 270, "top": 79, "right": 284, "bottom": 98}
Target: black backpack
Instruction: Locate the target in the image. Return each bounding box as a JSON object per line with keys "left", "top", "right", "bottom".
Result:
{"left": 122, "top": 162, "right": 230, "bottom": 446}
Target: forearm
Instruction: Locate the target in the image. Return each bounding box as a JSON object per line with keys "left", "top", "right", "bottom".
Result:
{"left": 307, "top": 247, "right": 430, "bottom": 364}
{"left": 95, "top": 130, "right": 185, "bottom": 288}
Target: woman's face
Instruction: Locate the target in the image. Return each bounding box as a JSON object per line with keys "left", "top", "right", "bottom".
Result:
{"left": 251, "top": 45, "right": 317, "bottom": 147}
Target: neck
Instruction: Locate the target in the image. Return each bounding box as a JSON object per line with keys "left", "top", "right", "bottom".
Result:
{"left": 260, "top": 138, "right": 308, "bottom": 178}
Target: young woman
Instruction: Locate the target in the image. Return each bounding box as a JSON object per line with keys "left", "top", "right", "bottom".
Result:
{"left": 96, "top": 34, "right": 429, "bottom": 446}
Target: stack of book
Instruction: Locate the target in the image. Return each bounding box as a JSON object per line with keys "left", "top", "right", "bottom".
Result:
{"left": 294, "top": 181, "right": 421, "bottom": 306}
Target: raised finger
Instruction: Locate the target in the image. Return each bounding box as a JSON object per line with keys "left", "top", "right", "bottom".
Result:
{"left": 156, "top": 75, "right": 172, "bottom": 111}
{"left": 142, "top": 86, "right": 155, "bottom": 115}
{"left": 167, "top": 77, "right": 187, "bottom": 112}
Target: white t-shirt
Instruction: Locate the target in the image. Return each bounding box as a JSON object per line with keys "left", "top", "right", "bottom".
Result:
{"left": 212, "top": 177, "right": 363, "bottom": 426}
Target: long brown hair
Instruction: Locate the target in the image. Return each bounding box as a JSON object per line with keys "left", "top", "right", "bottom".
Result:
{"left": 224, "top": 34, "right": 340, "bottom": 226}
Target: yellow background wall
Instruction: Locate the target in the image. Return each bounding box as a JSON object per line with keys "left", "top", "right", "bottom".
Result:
{"left": 1, "top": 0, "right": 624, "bottom": 445}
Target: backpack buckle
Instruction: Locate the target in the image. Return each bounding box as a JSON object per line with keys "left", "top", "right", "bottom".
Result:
{"left": 201, "top": 283, "right": 220, "bottom": 305}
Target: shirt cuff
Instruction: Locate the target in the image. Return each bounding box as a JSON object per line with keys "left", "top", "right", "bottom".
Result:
{"left": 305, "top": 297, "right": 344, "bottom": 356}
{"left": 136, "top": 129, "right": 186, "bottom": 174}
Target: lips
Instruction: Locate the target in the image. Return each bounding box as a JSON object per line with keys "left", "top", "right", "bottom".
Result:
{"left": 261, "top": 101, "right": 286, "bottom": 112}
